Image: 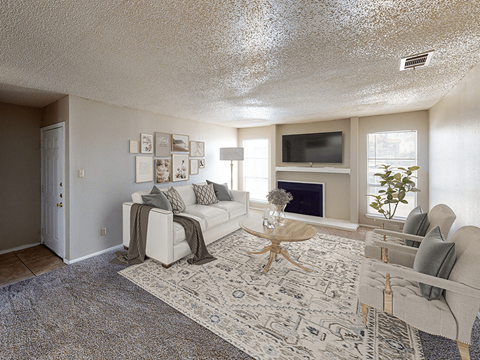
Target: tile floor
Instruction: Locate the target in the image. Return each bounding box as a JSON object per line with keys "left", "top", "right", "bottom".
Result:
{"left": 0, "top": 245, "right": 65, "bottom": 287}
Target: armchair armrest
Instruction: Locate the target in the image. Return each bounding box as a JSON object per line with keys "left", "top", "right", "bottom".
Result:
{"left": 372, "top": 239, "right": 419, "bottom": 255}
{"left": 374, "top": 229, "right": 424, "bottom": 243}
{"left": 374, "top": 217, "right": 405, "bottom": 228}
{"left": 372, "top": 261, "right": 480, "bottom": 299}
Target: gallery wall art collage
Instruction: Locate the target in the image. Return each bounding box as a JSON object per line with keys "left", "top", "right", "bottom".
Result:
{"left": 130, "top": 133, "right": 205, "bottom": 184}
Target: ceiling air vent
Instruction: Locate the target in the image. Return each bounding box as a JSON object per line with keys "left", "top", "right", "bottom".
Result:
{"left": 400, "top": 50, "right": 434, "bottom": 71}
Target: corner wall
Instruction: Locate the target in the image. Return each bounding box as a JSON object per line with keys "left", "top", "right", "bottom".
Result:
{"left": 0, "top": 102, "right": 42, "bottom": 252}
{"left": 68, "top": 96, "right": 238, "bottom": 260}
{"left": 429, "top": 62, "right": 480, "bottom": 237}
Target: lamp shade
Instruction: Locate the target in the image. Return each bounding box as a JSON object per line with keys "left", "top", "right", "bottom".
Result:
{"left": 220, "top": 147, "right": 244, "bottom": 161}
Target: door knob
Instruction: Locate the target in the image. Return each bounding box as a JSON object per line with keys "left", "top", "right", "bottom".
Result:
{"left": 57, "top": 202, "right": 63, "bottom": 208}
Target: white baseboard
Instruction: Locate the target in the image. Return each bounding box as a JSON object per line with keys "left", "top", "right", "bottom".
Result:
{"left": 0, "top": 242, "right": 41, "bottom": 255}
{"left": 64, "top": 244, "right": 124, "bottom": 265}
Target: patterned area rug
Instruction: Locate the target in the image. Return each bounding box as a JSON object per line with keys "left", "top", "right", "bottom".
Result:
{"left": 120, "top": 229, "right": 424, "bottom": 360}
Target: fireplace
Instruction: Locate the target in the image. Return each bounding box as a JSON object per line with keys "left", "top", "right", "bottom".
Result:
{"left": 278, "top": 181, "right": 324, "bottom": 217}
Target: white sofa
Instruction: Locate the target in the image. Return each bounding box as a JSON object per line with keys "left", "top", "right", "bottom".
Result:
{"left": 123, "top": 183, "right": 250, "bottom": 267}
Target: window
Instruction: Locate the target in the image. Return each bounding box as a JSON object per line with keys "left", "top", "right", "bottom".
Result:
{"left": 367, "top": 131, "right": 417, "bottom": 218}
{"left": 243, "top": 139, "right": 269, "bottom": 202}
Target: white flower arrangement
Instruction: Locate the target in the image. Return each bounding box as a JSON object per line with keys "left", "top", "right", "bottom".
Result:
{"left": 266, "top": 188, "right": 293, "bottom": 206}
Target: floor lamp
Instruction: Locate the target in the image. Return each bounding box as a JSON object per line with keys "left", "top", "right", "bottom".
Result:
{"left": 220, "top": 147, "right": 244, "bottom": 190}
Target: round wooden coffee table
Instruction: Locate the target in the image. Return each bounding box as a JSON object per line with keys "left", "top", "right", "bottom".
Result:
{"left": 239, "top": 217, "right": 317, "bottom": 273}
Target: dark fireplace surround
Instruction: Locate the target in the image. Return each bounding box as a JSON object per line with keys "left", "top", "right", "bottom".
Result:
{"left": 278, "top": 181, "right": 324, "bottom": 217}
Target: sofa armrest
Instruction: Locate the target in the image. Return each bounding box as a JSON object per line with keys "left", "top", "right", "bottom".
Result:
{"left": 374, "top": 229, "right": 424, "bottom": 243}
{"left": 372, "top": 239, "right": 419, "bottom": 255}
{"left": 230, "top": 190, "right": 250, "bottom": 217}
{"left": 372, "top": 260, "right": 480, "bottom": 299}
{"left": 122, "top": 202, "right": 175, "bottom": 265}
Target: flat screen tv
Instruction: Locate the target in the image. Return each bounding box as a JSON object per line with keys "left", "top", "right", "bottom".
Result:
{"left": 282, "top": 131, "right": 343, "bottom": 163}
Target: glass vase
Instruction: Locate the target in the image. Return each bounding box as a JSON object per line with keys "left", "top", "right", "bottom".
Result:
{"left": 271, "top": 204, "right": 287, "bottom": 226}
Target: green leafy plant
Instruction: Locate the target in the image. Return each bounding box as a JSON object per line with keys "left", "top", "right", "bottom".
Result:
{"left": 368, "top": 164, "right": 420, "bottom": 219}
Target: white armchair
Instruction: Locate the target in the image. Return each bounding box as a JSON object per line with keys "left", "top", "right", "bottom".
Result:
{"left": 365, "top": 204, "right": 456, "bottom": 267}
{"left": 359, "top": 226, "right": 480, "bottom": 360}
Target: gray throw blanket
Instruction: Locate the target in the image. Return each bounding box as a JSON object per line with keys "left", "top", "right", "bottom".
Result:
{"left": 173, "top": 215, "right": 216, "bottom": 265}
{"left": 111, "top": 204, "right": 151, "bottom": 265}
{"left": 111, "top": 204, "right": 215, "bottom": 266}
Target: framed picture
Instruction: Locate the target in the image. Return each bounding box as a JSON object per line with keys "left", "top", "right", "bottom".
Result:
{"left": 190, "top": 159, "right": 199, "bottom": 175}
{"left": 199, "top": 159, "right": 205, "bottom": 168}
{"left": 141, "top": 133, "right": 154, "bottom": 154}
{"left": 172, "top": 154, "right": 189, "bottom": 182}
{"left": 135, "top": 156, "right": 154, "bottom": 183}
{"left": 171, "top": 134, "right": 189, "bottom": 152}
{"left": 155, "top": 158, "right": 171, "bottom": 183}
{"left": 155, "top": 132, "right": 171, "bottom": 157}
{"left": 190, "top": 141, "right": 205, "bottom": 157}
{"left": 129, "top": 140, "right": 139, "bottom": 154}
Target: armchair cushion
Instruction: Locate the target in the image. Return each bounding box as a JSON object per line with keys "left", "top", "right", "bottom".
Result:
{"left": 403, "top": 206, "right": 430, "bottom": 247}
{"left": 192, "top": 183, "right": 219, "bottom": 205}
{"left": 164, "top": 187, "right": 186, "bottom": 214}
{"left": 206, "top": 180, "right": 233, "bottom": 201}
{"left": 413, "top": 226, "right": 456, "bottom": 301}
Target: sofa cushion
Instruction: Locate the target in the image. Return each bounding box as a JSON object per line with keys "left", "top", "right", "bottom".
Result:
{"left": 413, "top": 226, "right": 456, "bottom": 301}
{"left": 192, "top": 183, "right": 219, "bottom": 205}
{"left": 206, "top": 180, "right": 233, "bottom": 201}
{"left": 164, "top": 187, "right": 186, "bottom": 214}
{"left": 403, "top": 206, "right": 430, "bottom": 247}
{"left": 173, "top": 213, "right": 206, "bottom": 245}
{"left": 209, "top": 201, "right": 246, "bottom": 220}
{"left": 172, "top": 183, "right": 198, "bottom": 206}
{"left": 183, "top": 205, "right": 228, "bottom": 231}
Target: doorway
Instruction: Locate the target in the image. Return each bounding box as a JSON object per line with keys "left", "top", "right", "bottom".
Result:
{"left": 41, "top": 123, "right": 66, "bottom": 259}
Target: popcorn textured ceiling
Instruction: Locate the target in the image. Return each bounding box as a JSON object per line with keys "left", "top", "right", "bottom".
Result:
{"left": 1, "top": 1, "right": 480, "bottom": 127}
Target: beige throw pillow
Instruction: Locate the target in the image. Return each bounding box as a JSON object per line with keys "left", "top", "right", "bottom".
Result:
{"left": 164, "top": 187, "right": 186, "bottom": 214}
{"left": 192, "top": 183, "right": 219, "bottom": 205}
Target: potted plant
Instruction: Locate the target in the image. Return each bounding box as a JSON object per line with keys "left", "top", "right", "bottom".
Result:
{"left": 368, "top": 164, "right": 420, "bottom": 219}
{"left": 266, "top": 188, "right": 293, "bottom": 226}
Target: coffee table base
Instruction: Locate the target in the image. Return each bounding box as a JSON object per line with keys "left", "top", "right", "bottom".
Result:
{"left": 247, "top": 241, "right": 312, "bottom": 273}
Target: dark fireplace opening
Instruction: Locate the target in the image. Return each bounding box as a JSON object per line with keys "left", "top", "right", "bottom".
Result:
{"left": 278, "top": 181, "right": 324, "bottom": 217}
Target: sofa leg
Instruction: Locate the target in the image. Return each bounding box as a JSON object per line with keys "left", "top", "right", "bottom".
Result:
{"left": 162, "top": 263, "right": 173, "bottom": 269}
{"left": 361, "top": 303, "right": 368, "bottom": 327}
{"left": 458, "top": 341, "right": 470, "bottom": 360}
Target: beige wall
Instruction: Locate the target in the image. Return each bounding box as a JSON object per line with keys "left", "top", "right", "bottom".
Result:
{"left": 429, "top": 63, "right": 480, "bottom": 237}
{"left": 67, "top": 96, "right": 238, "bottom": 260}
{"left": 358, "top": 111, "right": 429, "bottom": 226}
{"left": 0, "top": 102, "right": 42, "bottom": 252}
{"left": 41, "top": 96, "right": 69, "bottom": 127}
{"left": 276, "top": 119, "right": 351, "bottom": 220}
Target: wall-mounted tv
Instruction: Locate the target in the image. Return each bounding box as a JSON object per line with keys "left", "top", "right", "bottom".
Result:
{"left": 282, "top": 131, "right": 343, "bottom": 164}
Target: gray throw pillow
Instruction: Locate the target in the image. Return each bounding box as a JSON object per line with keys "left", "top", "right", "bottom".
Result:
{"left": 206, "top": 180, "right": 233, "bottom": 201}
{"left": 413, "top": 226, "right": 456, "bottom": 301}
{"left": 141, "top": 191, "right": 172, "bottom": 211}
{"left": 164, "top": 187, "right": 186, "bottom": 214}
{"left": 192, "top": 183, "right": 219, "bottom": 205}
{"left": 403, "top": 206, "right": 430, "bottom": 247}
{"left": 150, "top": 185, "right": 161, "bottom": 194}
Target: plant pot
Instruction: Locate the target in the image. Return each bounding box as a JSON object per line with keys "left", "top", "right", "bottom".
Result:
{"left": 270, "top": 204, "right": 287, "bottom": 226}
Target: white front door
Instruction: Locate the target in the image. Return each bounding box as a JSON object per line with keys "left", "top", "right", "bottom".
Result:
{"left": 41, "top": 125, "right": 65, "bottom": 258}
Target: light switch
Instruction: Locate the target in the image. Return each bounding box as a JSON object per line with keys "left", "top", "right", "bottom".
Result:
{"left": 78, "top": 169, "right": 84, "bottom": 178}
